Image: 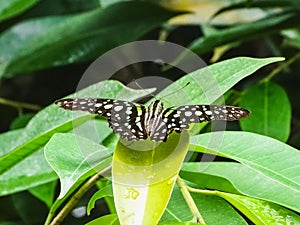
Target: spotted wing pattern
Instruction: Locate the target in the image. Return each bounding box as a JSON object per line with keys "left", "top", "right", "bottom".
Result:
{"left": 55, "top": 98, "right": 250, "bottom": 142}
{"left": 161, "top": 104, "right": 250, "bottom": 135}
{"left": 55, "top": 98, "right": 147, "bottom": 141}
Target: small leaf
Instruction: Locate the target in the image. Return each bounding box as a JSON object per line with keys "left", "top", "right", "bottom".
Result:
{"left": 44, "top": 133, "right": 111, "bottom": 198}
{"left": 281, "top": 29, "right": 300, "bottom": 49}
{"left": 86, "top": 214, "right": 120, "bottom": 225}
{"left": 87, "top": 184, "right": 113, "bottom": 215}
{"left": 240, "top": 82, "right": 291, "bottom": 142}
{"left": 9, "top": 113, "right": 35, "bottom": 130}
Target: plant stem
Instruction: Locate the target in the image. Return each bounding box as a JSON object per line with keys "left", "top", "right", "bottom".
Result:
{"left": 176, "top": 176, "right": 205, "bottom": 224}
{"left": 263, "top": 51, "right": 300, "bottom": 82}
{"left": 46, "top": 165, "right": 112, "bottom": 225}
{"left": 0, "top": 97, "right": 42, "bottom": 111}
{"left": 186, "top": 186, "right": 218, "bottom": 196}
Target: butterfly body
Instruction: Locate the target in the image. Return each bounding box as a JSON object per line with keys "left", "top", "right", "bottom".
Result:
{"left": 55, "top": 98, "right": 250, "bottom": 142}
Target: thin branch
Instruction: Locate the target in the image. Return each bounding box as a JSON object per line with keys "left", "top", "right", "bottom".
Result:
{"left": 176, "top": 176, "right": 205, "bottom": 224}
{"left": 0, "top": 97, "right": 42, "bottom": 111}
{"left": 47, "top": 165, "right": 112, "bottom": 225}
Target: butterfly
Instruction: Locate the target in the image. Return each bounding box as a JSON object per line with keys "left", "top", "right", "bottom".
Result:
{"left": 55, "top": 98, "right": 250, "bottom": 142}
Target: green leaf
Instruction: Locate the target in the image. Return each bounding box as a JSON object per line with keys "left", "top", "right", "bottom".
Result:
{"left": 12, "top": 191, "right": 48, "bottom": 224}
{"left": 29, "top": 181, "right": 57, "bottom": 208}
{"left": 161, "top": 184, "right": 247, "bottom": 225}
{"left": 191, "top": 194, "right": 248, "bottom": 225}
{"left": 9, "top": 113, "right": 35, "bottom": 130}
{"left": 189, "top": 131, "right": 300, "bottom": 197}
{"left": 24, "top": 0, "right": 100, "bottom": 17}
{"left": 240, "top": 82, "right": 291, "bottom": 142}
{"left": 217, "top": 192, "right": 300, "bottom": 225}
{"left": 160, "top": 184, "right": 193, "bottom": 222}
{"left": 182, "top": 136, "right": 300, "bottom": 212}
{"left": 112, "top": 131, "right": 190, "bottom": 225}
{"left": 189, "top": 11, "right": 300, "bottom": 56}
{"left": 182, "top": 161, "right": 300, "bottom": 212}
{"left": 0, "top": 80, "right": 154, "bottom": 175}
{"left": 87, "top": 183, "right": 113, "bottom": 215}
{"left": 281, "top": 29, "right": 300, "bottom": 49}
{"left": 0, "top": 1, "right": 178, "bottom": 78}
{"left": 44, "top": 133, "right": 111, "bottom": 198}
{"left": 159, "top": 57, "right": 284, "bottom": 107}
{"left": 86, "top": 214, "right": 120, "bottom": 225}
{"left": 0, "top": 0, "right": 40, "bottom": 22}
{"left": 0, "top": 129, "right": 57, "bottom": 196}
{"left": 212, "top": 0, "right": 300, "bottom": 19}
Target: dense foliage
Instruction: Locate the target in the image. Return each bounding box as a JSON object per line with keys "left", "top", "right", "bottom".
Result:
{"left": 0, "top": 1, "right": 299, "bottom": 225}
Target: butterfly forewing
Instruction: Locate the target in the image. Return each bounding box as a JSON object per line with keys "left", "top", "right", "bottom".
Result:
{"left": 55, "top": 98, "right": 250, "bottom": 142}
{"left": 55, "top": 98, "right": 146, "bottom": 141}
{"left": 162, "top": 105, "right": 250, "bottom": 134}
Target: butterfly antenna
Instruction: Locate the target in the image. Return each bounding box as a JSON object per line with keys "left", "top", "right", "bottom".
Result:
{"left": 133, "top": 79, "right": 157, "bottom": 99}
{"left": 160, "top": 82, "right": 190, "bottom": 99}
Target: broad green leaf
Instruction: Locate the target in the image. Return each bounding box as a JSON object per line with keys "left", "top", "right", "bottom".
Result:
{"left": 189, "top": 11, "right": 300, "bottom": 56}
{"left": 44, "top": 133, "right": 111, "bottom": 198}
{"left": 87, "top": 184, "right": 113, "bottom": 215}
{"left": 0, "top": 1, "right": 178, "bottom": 78}
{"left": 159, "top": 57, "right": 284, "bottom": 107}
{"left": 189, "top": 131, "right": 300, "bottom": 191}
{"left": 240, "top": 82, "right": 291, "bottom": 142}
{"left": 29, "top": 181, "right": 57, "bottom": 208}
{"left": 0, "top": 129, "right": 57, "bottom": 196}
{"left": 161, "top": 184, "right": 247, "bottom": 225}
{"left": 0, "top": 0, "right": 40, "bottom": 22}
{"left": 161, "top": 184, "right": 192, "bottom": 222}
{"left": 0, "top": 120, "right": 112, "bottom": 197}
{"left": 112, "top": 131, "right": 190, "bottom": 225}
{"left": 86, "top": 214, "right": 120, "bottom": 225}
{"left": 0, "top": 80, "right": 154, "bottom": 175}
{"left": 217, "top": 192, "right": 300, "bottom": 225}
{"left": 191, "top": 194, "right": 247, "bottom": 225}
{"left": 181, "top": 161, "right": 300, "bottom": 212}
